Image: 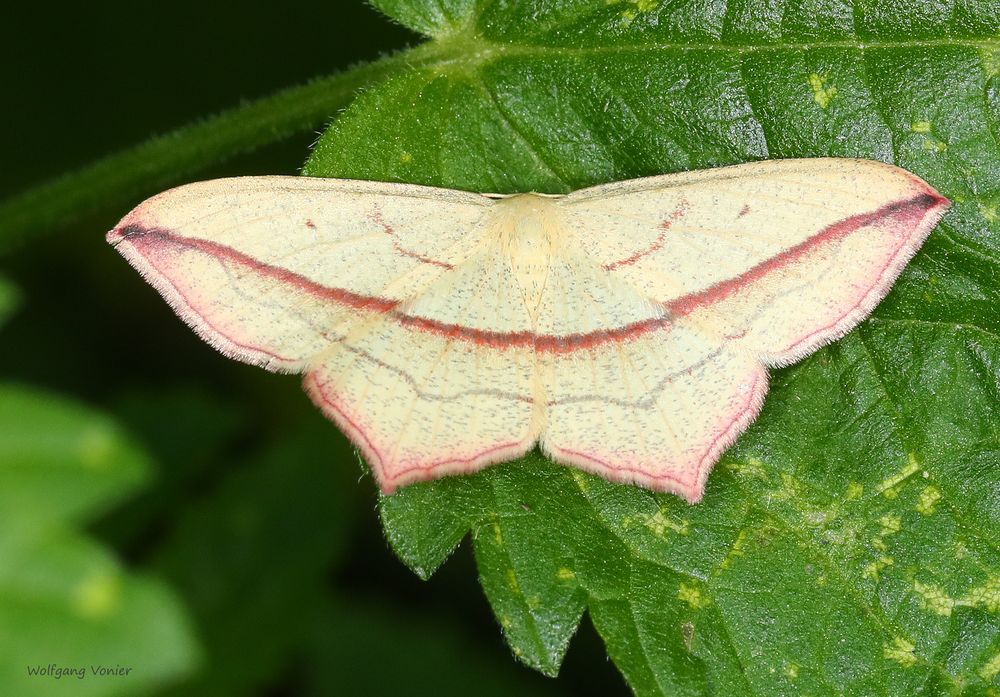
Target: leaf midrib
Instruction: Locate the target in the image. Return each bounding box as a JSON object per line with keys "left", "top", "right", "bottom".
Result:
{"left": 464, "top": 36, "right": 1000, "bottom": 59}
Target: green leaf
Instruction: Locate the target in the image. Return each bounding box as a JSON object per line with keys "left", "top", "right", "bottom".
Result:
{"left": 370, "top": 0, "right": 472, "bottom": 37}
{"left": 0, "top": 385, "right": 199, "bottom": 696}
{"left": 304, "top": 1, "right": 1000, "bottom": 694}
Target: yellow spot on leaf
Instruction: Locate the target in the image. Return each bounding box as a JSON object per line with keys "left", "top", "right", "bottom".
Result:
{"left": 884, "top": 636, "right": 917, "bottom": 667}
{"left": 557, "top": 568, "right": 575, "bottom": 581}
{"left": 879, "top": 514, "right": 902, "bottom": 536}
{"left": 863, "top": 556, "right": 894, "bottom": 581}
{"left": 980, "top": 203, "right": 998, "bottom": 223}
{"left": 400, "top": 152, "right": 413, "bottom": 163}
{"left": 963, "top": 576, "right": 1000, "bottom": 613}
{"left": 785, "top": 662, "right": 800, "bottom": 680}
{"left": 645, "top": 509, "right": 689, "bottom": 536}
{"left": 980, "top": 652, "right": 1000, "bottom": 681}
{"left": 678, "top": 583, "right": 709, "bottom": 609}
{"left": 916, "top": 485, "right": 941, "bottom": 515}
{"left": 606, "top": 0, "right": 657, "bottom": 22}
{"left": 493, "top": 522, "right": 503, "bottom": 546}
{"left": 878, "top": 457, "right": 920, "bottom": 498}
{"left": 846, "top": 481, "right": 864, "bottom": 500}
{"left": 779, "top": 472, "right": 799, "bottom": 494}
{"left": 73, "top": 572, "right": 121, "bottom": 619}
{"left": 500, "top": 615, "right": 512, "bottom": 629}
{"left": 911, "top": 576, "right": 998, "bottom": 617}
{"left": 506, "top": 569, "right": 520, "bottom": 593}
{"left": 645, "top": 510, "right": 668, "bottom": 536}
{"left": 727, "top": 457, "right": 769, "bottom": 481}
{"left": 913, "top": 580, "right": 955, "bottom": 616}
{"left": 909, "top": 120, "right": 948, "bottom": 151}
{"left": 720, "top": 529, "right": 748, "bottom": 569}
{"left": 981, "top": 47, "right": 1000, "bottom": 77}
{"left": 607, "top": 0, "right": 658, "bottom": 10}
{"left": 808, "top": 73, "right": 838, "bottom": 109}
{"left": 570, "top": 469, "right": 591, "bottom": 492}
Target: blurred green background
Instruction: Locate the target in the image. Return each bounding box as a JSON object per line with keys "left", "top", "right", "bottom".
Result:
{"left": 0, "top": 2, "right": 628, "bottom": 695}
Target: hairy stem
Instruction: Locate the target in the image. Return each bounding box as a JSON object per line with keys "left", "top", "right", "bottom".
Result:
{"left": 0, "top": 40, "right": 454, "bottom": 254}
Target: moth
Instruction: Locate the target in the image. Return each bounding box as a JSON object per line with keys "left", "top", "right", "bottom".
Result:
{"left": 107, "top": 158, "right": 948, "bottom": 502}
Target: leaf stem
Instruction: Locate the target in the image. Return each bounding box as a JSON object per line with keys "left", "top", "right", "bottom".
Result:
{"left": 0, "top": 40, "right": 452, "bottom": 255}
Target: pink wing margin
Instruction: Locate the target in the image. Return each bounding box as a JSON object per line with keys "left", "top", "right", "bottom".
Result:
{"left": 547, "top": 159, "right": 950, "bottom": 502}
{"left": 106, "top": 163, "right": 950, "bottom": 502}
{"left": 105, "top": 176, "right": 490, "bottom": 373}
{"left": 106, "top": 176, "right": 541, "bottom": 494}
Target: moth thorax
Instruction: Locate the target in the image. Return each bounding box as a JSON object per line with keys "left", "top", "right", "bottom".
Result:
{"left": 499, "top": 195, "right": 553, "bottom": 253}
{"left": 495, "top": 195, "right": 557, "bottom": 314}
{"left": 512, "top": 216, "right": 552, "bottom": 256}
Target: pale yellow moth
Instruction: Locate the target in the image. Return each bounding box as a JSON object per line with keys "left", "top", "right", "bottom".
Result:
{"left": 107, "top": 158, "right": 948, "bottom": 502}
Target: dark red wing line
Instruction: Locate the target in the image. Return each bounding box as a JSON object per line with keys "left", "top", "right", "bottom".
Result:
{"left": 602, "top": 202, "right": 688, "bottom": 271}
{"left": 665, "top": 192, "right": 945, "bottom": 317}
{"left": 394, "top": 314, "right": 671, "bottom": 352}
{"left": 113, "top": 225, "right": 401, "bottom": 314}
{"left": 114, "top": 225, "right": 674, "bottom": 352}
{"left": 370, "top": 208, "right": 454, "bottom": 269}
{"left": 113, "top": 190, "right": 943, "bottom": 354}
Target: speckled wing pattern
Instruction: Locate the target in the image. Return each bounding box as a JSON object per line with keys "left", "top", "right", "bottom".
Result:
{"left": 107, "top": 158, "right": 948, "bottom": 502}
